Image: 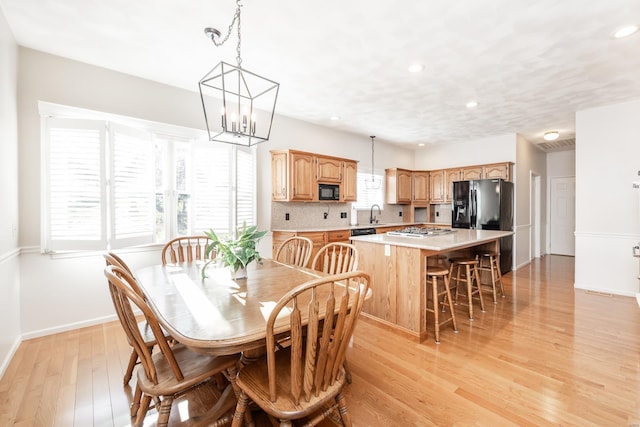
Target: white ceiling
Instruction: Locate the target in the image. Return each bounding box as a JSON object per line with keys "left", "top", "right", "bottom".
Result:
{"left": 2, "top": 0, "right": 640, "bottom": 148}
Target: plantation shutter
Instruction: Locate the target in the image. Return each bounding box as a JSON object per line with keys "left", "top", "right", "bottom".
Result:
{"left": 44, "top": 118, "right": 107, "bottom": 251}
{"left": 109, "top": 123, "right": 155, "bottom": 248}
{"left": 354, "top": 171, "right": 385, "bottom": 209}
{"left": 192, "top": 143, "right": 232, "bottom": 235}
{"left": 236, "top": 147, "right": 256, "bottom": 229}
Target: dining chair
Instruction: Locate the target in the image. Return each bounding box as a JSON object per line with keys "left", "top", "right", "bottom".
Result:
{"left": 161, "top": 235, "right": 214, "bottom": 265}
{"left": 104, "top": 252, "right": 156, "bottom": 385}
{"left": 274, "top": 236, "right": 313, "bottom": 268}
{"left": 104, "top": 265, "right": 238, "bottom": 427}
{"left": 310, "top": 242, "right": 359, "bottom": 384}
{"left": 230, "top": 271, "right": 370, "bottom": 427}
{"left": 311, "top": 242, "right": 358, "bottom": 275}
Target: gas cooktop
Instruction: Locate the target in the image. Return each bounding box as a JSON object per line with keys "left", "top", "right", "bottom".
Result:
{"left": 386, "top": 227, "right": 456, "bottom": 238}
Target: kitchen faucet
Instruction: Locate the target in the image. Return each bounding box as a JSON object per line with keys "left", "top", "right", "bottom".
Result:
{"left": 369, "top": 204, "right": 381, "bottom": 224}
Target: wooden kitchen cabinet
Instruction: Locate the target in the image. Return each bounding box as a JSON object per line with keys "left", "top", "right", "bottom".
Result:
{"left": 412, "top": 171, "right": 430, "bottom": 204}
{"left": 430, "top": 170, "right": 445, "bottom": 203}
{"left": 461, "top": 166, "right": 483, "bottom": 180}
{"left": 385, "top": 168, "right": 413, "bottom": 204}
{"left": 272, "top": 230, "right": 326, "bottom": 263}
{"left": 483, "top": 163, "right": 511, "bottom": 181}
{"left": 445, "top": 169, "right": 461, "bottom": 202}
{"left": 271, "top": 231, "right": 296, "bottom": 258}
{"left": 327, "top": 229, "right": 350, "bottom": 243}
{"left": 290, "top": 152, "right": 315, "bottom": 201}
{"left": 342, "top": 160, "right": 357, "bottom": 202}
{"left": 271, "top": 152, "right": 288, "bottom": 201}
{"left": 316, "top": 156, "right": 342, "bottom": 182}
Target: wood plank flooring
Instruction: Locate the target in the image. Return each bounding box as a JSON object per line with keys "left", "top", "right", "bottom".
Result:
{"left": 1, "top": 255, "right": 639, "bottom": 426}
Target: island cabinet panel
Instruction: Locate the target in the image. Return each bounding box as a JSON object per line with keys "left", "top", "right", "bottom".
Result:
{"left": 354, "top": 241, "right": 426, "bottom": 338}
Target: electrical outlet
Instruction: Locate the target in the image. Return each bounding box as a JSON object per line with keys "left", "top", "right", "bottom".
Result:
{"left": 285, "top": 213, "right": 290, "bottom": 220}
{"left": 436, "top": 211, "right": 440, "bottom": 217}
{"left": 340, "top": 212, "right": 347, "bottom": 218}
{"left": 399, "top": 211, "right": 403, "bottom": 217}
{"left": 323, "top": 212, "right": 328, "bottom": 219}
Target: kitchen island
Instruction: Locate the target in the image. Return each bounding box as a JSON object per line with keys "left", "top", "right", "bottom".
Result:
{"left": 350, "top": 229, "right": 513, "bottom": 342}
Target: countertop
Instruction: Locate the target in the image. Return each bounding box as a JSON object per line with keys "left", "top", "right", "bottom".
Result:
{"left": 271, "top": 222, "right": 449, "bottom": 233}
{"left": 350, "top": 229, "right": 513, "bottom": 252}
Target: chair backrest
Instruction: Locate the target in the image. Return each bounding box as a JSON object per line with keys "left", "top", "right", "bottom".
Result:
{"left": 161, "top": 235, "right": 214, "bottom": 265}
{"left": 311, "top": 242, "right": 358, "bottom": 274}
{"left": 265, "top": 271, "right": 370, "bottom": 404}
{"left": 274, "top": 236, "right": 313, "bottom": 268}
{"left": 104, "top": 265, "right": 185, "bottom": 384}
{"left": 104, "top": 252, "right": 145, "bottom": 298}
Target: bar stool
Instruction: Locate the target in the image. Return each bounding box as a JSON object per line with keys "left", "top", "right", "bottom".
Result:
{"left": 425, "top": 266, "right": 458, "bottom": 343}
{"left": 476, "top": 251, "right": 505, "bottom": 304}
{"left": 449, "top": 258, "right": 485, "bottom": 320}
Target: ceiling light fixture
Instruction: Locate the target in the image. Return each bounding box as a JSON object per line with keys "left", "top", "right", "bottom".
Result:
{"left": 365, "top": 136, "right": 381, "bottom": 190}
{"left": 466, "top": 100, "right": 478, "bottom": 108}
{"left": 330, "top": 115, "right": 341, "bottom": 121}
{"left": 614, "top": 25, "right": 638, "bottom": 39}
{"left": 544, "top": 131, "right": 560, "bottom": 141}
{"left": 199, "top": 0, "right": 280, "bottom": 147}
{"left": 408, "top": 64, "right": 424, "bottom": 73}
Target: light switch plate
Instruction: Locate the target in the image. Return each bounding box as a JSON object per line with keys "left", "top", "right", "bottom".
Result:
{"left": 384, "top": 244, "right": 390, "bottom": 256}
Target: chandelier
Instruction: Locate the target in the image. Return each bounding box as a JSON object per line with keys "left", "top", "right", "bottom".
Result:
{"left": 198, "top": 0, "right": 280, "bottom": 147}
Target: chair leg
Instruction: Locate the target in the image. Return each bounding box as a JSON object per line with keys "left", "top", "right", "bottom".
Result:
{"left": 124, "top": 350, "right": 138, "bottom": 384}
{"left": 231, "top": 391, "right": 250, "bottom": 427}
{"left": 336, "top": 391, "right": 353, "bottom": 427}
{"left": 156, "top": 396, "right": 174, "bottom": 427}
{"left": 135, "top": 394, "right": 152, "bottom": 427}
{"left": 131, "top": 383, "right": 142, "bottom": 417}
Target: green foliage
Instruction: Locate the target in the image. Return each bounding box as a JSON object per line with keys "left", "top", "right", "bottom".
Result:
{"left": 201, "top": 222, "right": 268, "bottom": 279}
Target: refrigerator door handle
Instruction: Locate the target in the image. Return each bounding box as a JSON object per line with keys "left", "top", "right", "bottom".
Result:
{"left": 471, "top": 188, "right": 477, "bottom": 229}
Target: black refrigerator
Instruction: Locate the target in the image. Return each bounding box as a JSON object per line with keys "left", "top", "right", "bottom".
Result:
{"left": 451, "top": 178, "right": 514, "bottom": 273}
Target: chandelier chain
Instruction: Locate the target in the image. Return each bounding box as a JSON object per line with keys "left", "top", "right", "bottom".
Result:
{"left": 210, "top": 0, "right": 243, "bottom": 67}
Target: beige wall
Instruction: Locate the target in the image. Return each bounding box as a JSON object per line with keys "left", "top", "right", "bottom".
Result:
{"left": 0, "top": 6, "right": 21, "bottom": 377}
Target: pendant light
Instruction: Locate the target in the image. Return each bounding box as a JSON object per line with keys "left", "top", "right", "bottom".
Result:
{"left": 199, "top": 0, "right": 280, "bottom": 147}
{"left": 364, "top": 135, "right": 381, "bottom": 190}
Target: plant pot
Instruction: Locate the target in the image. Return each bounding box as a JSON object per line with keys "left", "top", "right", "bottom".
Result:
{"left": 230, "top": 266, "right": 247, "bottom": 280}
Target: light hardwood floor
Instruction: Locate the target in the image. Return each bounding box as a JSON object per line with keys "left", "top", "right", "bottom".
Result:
{"left": 1, "top": 255, "right": 639, "bottom": 426}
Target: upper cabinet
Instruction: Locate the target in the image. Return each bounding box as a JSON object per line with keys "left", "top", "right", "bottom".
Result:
{"left": 385, "top": 168, "right": 413, "bottom": 204}
{"left": 461, "top": 166, "right": 483, "bottom": 180}
{"left": 270, "top": 150, "right": 357, "bottom": 202}
{"left": 444, "top": 169, "right": 460, "bottom": 202}
{"left": 412, "top": 171, "right": 430, "bottom": 205}
{"left": 483, "top": 163, "right": 512, "bottom": 181}
{"left": 430, "top": 170, "right": 445, "bottom": 203}
{"left": 342, "top": 160, "right": 357, "bottom": 202}
{"left": 316, "top": 156, "right": 342, "bottom": 182}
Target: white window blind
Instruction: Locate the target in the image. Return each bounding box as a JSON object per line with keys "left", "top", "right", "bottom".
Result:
{"left": 354, "top": 171, "right": 384, "bottom": 209}
{"left": 192, "top": 143, "right": 232, "bottom": 235}
{"left": 109, "top": 123, "right": 155, "bottom": 248}
{"left": 44, "top": 118, "right": 107, "bottom": 251}
{"left": 236, "top": 147, "right": 256, "bottom": 229}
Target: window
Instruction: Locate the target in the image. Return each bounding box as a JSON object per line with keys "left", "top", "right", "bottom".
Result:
{"left": 354, "top": 171, "right": 384, "bottom": 209}
{"left": 42, "top": 104, "right": 256, "bottom": 252}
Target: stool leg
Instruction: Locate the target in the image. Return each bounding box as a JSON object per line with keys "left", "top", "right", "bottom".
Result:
{"left": 443, "top": 274, "right": 458, "bottom": 333}
{"left": 473, "top": 264, "right": 485, "bottom": 312}
{"left": 465, "top": 265, "right": 474, "bottom": 320}
{"left": 495, "top": 256, "right": 505, "bottom": 297}
{"left": 488, "top": 257, "right": 498, "bottom": 304}
{"left": 432, "top": 277, "right": 440, "bottom": 344}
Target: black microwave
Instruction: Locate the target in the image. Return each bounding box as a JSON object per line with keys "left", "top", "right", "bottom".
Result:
{"left": 318, "top": 183, "right": 340, "bottom": 200}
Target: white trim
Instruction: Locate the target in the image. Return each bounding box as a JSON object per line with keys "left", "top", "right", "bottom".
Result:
{"left": 0, "top": 336, "right": 22, "bottom": 380}
{"left": 0, "top": 248, "right": 20, "bottom": 264}
{"left": 575, "top": 231, "right": 640, "bottom": 239}
{"left": 20, "top": 314, "right": 118, "bottom": 341}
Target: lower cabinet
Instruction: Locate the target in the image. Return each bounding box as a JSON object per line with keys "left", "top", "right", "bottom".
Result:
{"left": 272, "top": 231, "right": 327, "bottom": 265}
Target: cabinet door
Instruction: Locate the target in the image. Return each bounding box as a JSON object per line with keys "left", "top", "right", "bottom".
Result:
{"left": 483, "top": 163, "right": 511, "bottom": 181}
{"left": 290, "top": 152, "right": 315, "bottom": 201}
{"left": 298, "top": 231, "right": 326, "bottom": 263}
{"left": 342, "top": 160, "right": 357, "bottom": 202}
{"left": 412, "top": 171, "right": 430, "bottom": 204}
{"left": 461, "top": 166, "right": 483, "bottom": 181}
{"left": 327, "top": 229, "right": 350, "bottom": 243}
{"left": 272, "top": 231, "right": 296, "bottom": 258}
{"left": 430, "top": 170, "right": 445, "bottom": 203}
{"left": 397, "top": 170, "right": 412, "bottom": 203}
{"left": 445, "top": 169, "right": 461, "bottom": 202}
{"left": 271, "top": 152, "right": 288, "bottom": 201}
{"left": 316, "top": 156, "right": 342, "bottom": 182}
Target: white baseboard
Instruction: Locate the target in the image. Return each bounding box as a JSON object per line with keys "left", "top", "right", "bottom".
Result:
{"left": 21, "top": 314, "right": 118, "bottom": 341}
{"left": 0, "top": 335, "right": 22, "bottom": 380}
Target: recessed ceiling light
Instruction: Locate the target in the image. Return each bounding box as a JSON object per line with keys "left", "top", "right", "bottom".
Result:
{"left": 614, "top": 25, "right": 638, "bottom": 39}
{"left": 408, "top": 64, "right": 424, "bottom": 73}
{"left": 466, "top": 100, "right": 478, "bottom": 109}
{"left": 330, "top": 116, "right": 340, "bottom": 121}
{"left": 418, "top": 143, "right": 425, "bottom": 147}
{"left": 544, "top": 131, "right": 559, "bottom": 141}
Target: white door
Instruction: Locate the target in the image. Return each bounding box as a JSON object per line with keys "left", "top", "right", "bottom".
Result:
{"left": 550, "top": 177, "right": 576, "bottom": 256}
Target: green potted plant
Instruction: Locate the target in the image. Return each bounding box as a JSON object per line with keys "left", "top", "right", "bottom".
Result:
{"left": 201, "top": 222, "right": 267, "bottom": 279}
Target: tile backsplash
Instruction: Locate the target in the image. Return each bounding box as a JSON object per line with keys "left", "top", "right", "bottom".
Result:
{"left": 271, "top": 202, "right": 405, "bottom": 230}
